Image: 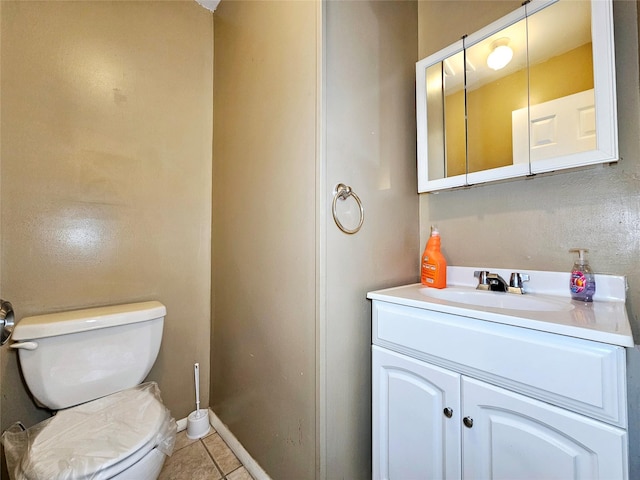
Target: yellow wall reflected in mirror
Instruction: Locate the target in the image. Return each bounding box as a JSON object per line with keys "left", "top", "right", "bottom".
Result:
{"left": 442, "top": 43, "right": 593, "bottom": 175}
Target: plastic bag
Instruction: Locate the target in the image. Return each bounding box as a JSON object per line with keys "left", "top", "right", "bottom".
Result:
{"left": 2, "top": 382, "right": 176, "bottom": 480}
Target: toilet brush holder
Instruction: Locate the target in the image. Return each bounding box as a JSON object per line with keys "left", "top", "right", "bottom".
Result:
{"left": 186, "top": 409, "right": 210, "bottom": 439}
{"left": 186, "top": 362, "right": 210, "bottom": 439}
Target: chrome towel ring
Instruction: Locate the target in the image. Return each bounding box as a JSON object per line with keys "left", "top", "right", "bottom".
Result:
{"left": 332, "top": 183, "right": 364, "bottom": 234}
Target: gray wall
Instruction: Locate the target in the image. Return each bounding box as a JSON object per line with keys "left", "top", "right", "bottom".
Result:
{"left": 418, "top": 0, "right": 640, "bottom": 474}
{"left": 211, "top": 1, "right": 419, "bottom": 478}
{"left": 322, "top": 2, "right": 419, "bottom": 478}
{"left": 417, "top": 0, "right": 639, "bottom": 324}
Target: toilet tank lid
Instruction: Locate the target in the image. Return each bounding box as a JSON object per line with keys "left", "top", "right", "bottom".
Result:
{"left": 12, "top": 301, "right": 166, "bottom": 341}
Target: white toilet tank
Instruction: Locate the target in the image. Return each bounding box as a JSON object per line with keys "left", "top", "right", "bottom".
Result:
{"left": 11, "top": 301, "right": 166, "bottom": 410}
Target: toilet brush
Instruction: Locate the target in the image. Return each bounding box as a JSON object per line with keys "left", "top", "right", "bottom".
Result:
{"left": 186, "top": 362, "right": 210, "bottom": 439}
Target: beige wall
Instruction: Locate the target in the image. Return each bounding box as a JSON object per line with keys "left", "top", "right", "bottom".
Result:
{"left": 419, "top": 0, "right": 640, "bottom": 474}
{"left": 1, "top": 0, "right": 213, "bottom": 435}
{"left": 211, "top": 2, "right": 318, "bottom": 478}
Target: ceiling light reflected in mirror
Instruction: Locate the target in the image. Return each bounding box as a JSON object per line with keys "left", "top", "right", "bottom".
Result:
{"left": 487, "top": 38, "right": 513, "bottom": 70}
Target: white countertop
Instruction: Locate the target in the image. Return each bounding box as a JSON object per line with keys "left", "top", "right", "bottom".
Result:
{"left": 367, "top": 266, "right": 634, "bottom": 348}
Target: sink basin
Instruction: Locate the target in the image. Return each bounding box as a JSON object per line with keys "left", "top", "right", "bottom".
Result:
{"left": 419, "top": 286, "right": 574, "bottom": 312}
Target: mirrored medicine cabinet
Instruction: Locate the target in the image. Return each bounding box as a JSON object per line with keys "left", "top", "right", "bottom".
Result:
{"left": 416, "top": 0, "right": 618, "bottom": 192}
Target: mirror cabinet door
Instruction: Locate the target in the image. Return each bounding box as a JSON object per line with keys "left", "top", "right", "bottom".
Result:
{"left": 417, "top": 42, "right": 465, "bottom": 191}
{"left": 523, "top": 1, "right": 594, "bottom": 167}
{"left": 526, "top": 0, "right": 617, "bottom": 174}
{"left": 465, "top": 14, "right": 530, "bottom": 184}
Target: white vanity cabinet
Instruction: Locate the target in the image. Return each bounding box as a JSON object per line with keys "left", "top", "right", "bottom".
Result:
{"left": 370, "top": 296, "right": 629, "bottom": 480}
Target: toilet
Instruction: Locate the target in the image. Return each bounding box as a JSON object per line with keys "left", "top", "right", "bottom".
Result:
{"left": 2, "top": 301, "right": 176, "bottom": 480}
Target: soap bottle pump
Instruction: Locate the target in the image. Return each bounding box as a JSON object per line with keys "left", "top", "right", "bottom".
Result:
{"left": 569, "top": 248, "right": 596, "bottom": 302}
{"left": 421, "top": 226, "right": 447, "bottom": 289}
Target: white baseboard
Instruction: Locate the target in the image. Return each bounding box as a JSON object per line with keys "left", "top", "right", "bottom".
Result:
{"left": 208, "top": 408, "right": 271, "bottom": 480}
{"left": 176, "top": 417, "right": 188, "bottom": 432}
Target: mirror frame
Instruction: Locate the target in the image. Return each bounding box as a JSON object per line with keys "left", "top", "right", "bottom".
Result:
{"left": 416, "top": 0, "right": 618, "bottom": 193}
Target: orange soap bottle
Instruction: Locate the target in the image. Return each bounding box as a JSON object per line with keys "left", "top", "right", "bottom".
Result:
{"left": 420, "top": 226, "right": 447, "bottom": 288}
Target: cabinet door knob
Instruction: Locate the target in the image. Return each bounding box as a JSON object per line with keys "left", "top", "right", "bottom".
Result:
{"left": 463, "top": 416, "right": 474, "bottom": 428}
{"left": 443, "top": 407, "right": 453, "bottom": 418}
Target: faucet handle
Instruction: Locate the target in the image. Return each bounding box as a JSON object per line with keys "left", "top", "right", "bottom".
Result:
{"left": 474, "top": 270, "right": 489, "bottom": 284}
{"left": 510, "top": 272, "right": 530, "bottom": 289}
{"left": 474, "top": 270, "right": 490, "bottom": 290}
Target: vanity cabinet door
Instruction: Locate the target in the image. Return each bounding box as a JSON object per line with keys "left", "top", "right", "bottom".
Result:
{"left": 461, "top": 377, "right": 628, "bottom": 480}
{"left": 372, "top": 346, "right": 461, "bottom": 480}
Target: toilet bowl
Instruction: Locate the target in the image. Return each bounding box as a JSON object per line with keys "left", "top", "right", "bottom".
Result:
{"left": 2, "top": 302, "right": 177, "bottom": 480}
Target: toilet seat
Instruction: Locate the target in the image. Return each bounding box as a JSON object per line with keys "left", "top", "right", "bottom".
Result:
{"left": 17, "top": 384, "right": 173, "bottom": 480}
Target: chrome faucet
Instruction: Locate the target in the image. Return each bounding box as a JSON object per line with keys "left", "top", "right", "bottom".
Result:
{"left": 474, "top": 271, "right": 529, "bottom": 294}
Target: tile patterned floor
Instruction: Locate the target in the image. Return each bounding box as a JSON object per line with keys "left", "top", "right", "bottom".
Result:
{"left": 159, "top": 427, "right": 254, "bottom": 480}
